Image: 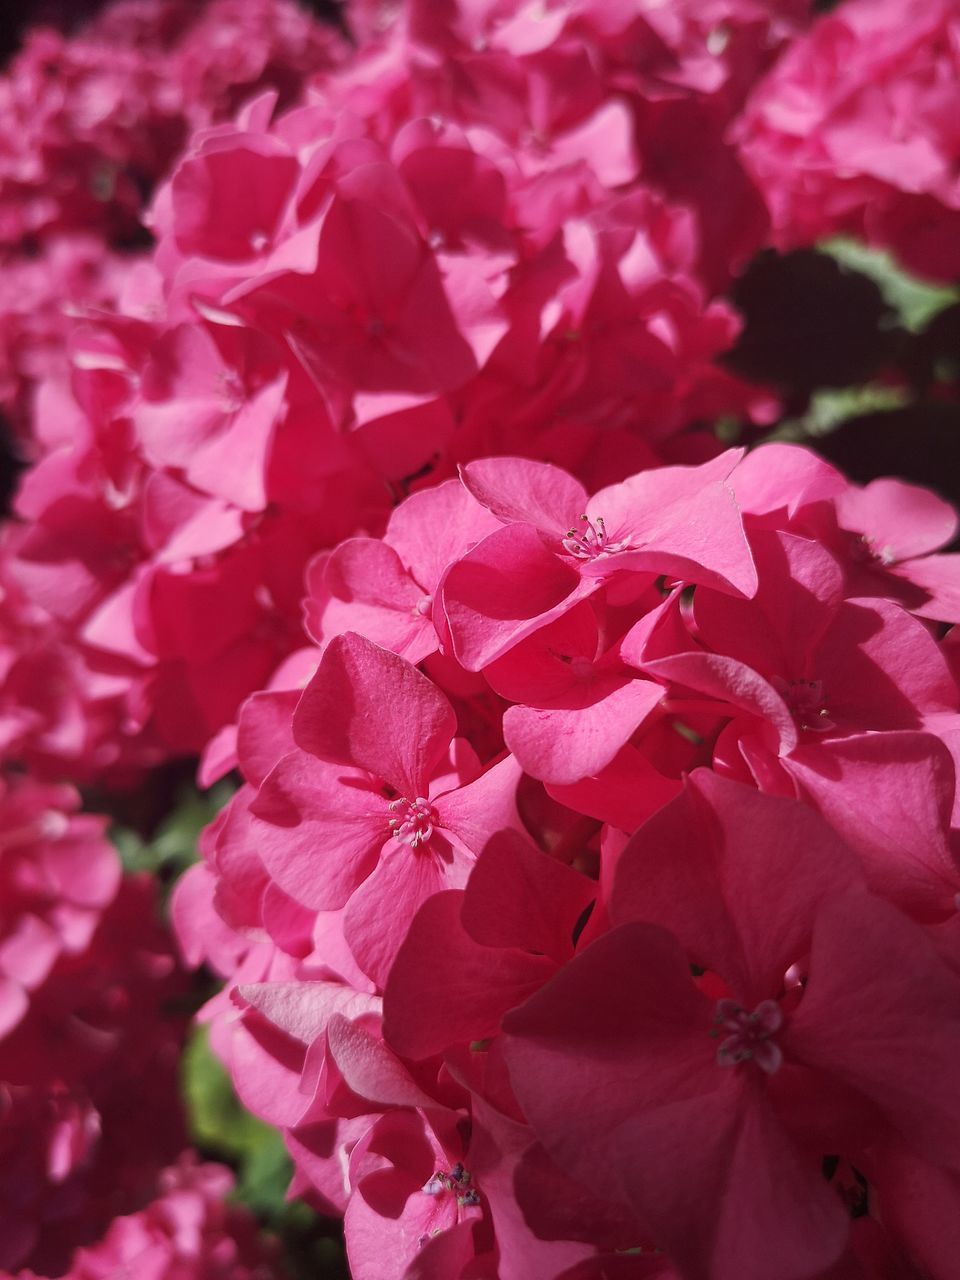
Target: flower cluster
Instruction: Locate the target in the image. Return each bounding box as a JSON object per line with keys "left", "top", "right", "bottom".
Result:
{"left": 177, "top": 444, "right": 960, "bottom": 1278}
{"left": 737, "top": 0, "right": 960, "bottom": 282}
{"left": 0, "top": 0, "right": 346, "bottom": 449}
{"left": 0, "top": 774, "right": 191, "bottom": 1277}
{"left": 8, "top": 1157, "right": 282, "bottom": 1280}
{"left": 0, "top": 0, "right": 803, "bottom": 779}
{"left": 0, "top": 0, "right": 345, "bottom": 252}
{"left": 4, "top": 0, "right": 960, "bottom": 1277}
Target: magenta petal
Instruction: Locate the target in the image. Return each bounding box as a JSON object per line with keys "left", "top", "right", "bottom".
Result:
{"left": 324, "top": 537, "right": 423, "bottom": 612}
{"left": 899, "top": 553, "right": 960, "bottom": 624}
{"left": 325, "top": 1014, "right": 437, "bottom": 1109}
{"left": 294, "top": 632, "right": 456, "bottom": 798}
{"left": 612, "top": 772, "right": 863, "bottom": 1004}
{"left": 385, "top": 479, "right": 501, "bottom": 595}
{"left": 460, "top": 831, "right": 595, "bottom": 962}
{"left": 503, "top": 924, "right": 846, "bottom": 1280}
{"left": 703, "top": 1088, "right": 849, "bottom": 1280}
{"left": 502, "top": 921, "right": 718, "bottom": 1210}
{"left": 0, "top": 977, "right": 28, "bottom": 1039}
{"left": 383, "top": 891, "right": 556, "bottom": 1061}
{"left": 345, "top": 1166, "right": 458, "bottom": 1280}
{"left": 434, "top": 752, "right": 524, "bottom": 855}
{"left": 641, "top": 652, "right": 798, "bottom": 754}
{"left": 837, "top": 478, "right": 959, "bottom": 562}
{"left": 459, "top": 457, "right": 588, "bottom": 537}
{"left": 484, "top": 602, "right": 603, "bottom": 705}
{"left": 588, "top": 457, "right": 758, "bottom": 599}
{"left": 252, "top": 749, "right": 387, "bottom": 911}
{"left": 817, "top": 597, "right": 958, "bottom": 727}
{"left": 345, "top": 842, "right": 464, "bottom": 987}
{"left": 185, "top": 373, "right": 286, "bottom": 512}
{"left": 314, "top": 537, "right": 436, "bottom": 664}
{"left": 786, "top": 732, "right": 959, "bottom": 916}
{"left": 237, "top": 980, "right": 380, "bottom": 1047}
{"left": 547, "top": 746, "right": 681, "bottom": 832}
{"left": 503, "top": 677, "right": 664, "bottom": 785}
{"left": 694, "top": 531, "right": 845, "bottom": 680}
{"left": 441, "top": 523, "right": 588, "bottom": 670}
{"left": 785, "top": 890, "right": 960, "bottom": 1171}
{"left": 236, "top": 688, "right": 301, "bottom": 788}
{"left": 401, "top": 1221, "right": 478, "bottom": 1280}
{"left": 731, "top": 444, "right": 846, "bottom": 518}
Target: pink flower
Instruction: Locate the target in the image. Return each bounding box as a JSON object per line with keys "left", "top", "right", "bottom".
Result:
{"left": 251, "top": 632, "right": 523, "bottom": 983}
{"left": 737, "top": 0, "right": 960, "bottom": 280}
{"left": 443, "top": 451, "right": 757, "bottom": 670}
{"left": 503, "top": 772, "right": 960, "bottom": 1280}
{"left": 306, "top": 479, "right": 500, "bottom": 664}
{"left": 21, "top": 1155, "right": 284, "bottom": 1280}
{"left": 0, "top": 776, "right": 117, "bottom": 1042}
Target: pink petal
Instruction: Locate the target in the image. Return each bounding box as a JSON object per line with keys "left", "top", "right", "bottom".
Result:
{"left": 459, "top": 457, "right": 588, "bottom": 538}
{"left": 345, "top": 842, "right": 467, "bottom": 987}
{"left": 326, "top": 1014, "right": 438, "bottom": 1109}
{"left": 383, "top": 891, "right": 556, "bottom": 1061}
{"left": 504, "top": 924, "right": 846, "bottom": 1280}
{"left": 460, "top": 831, "right": 595, "bottom": 962}
{"left": 641, "top": 652, "right": 798, "bottom": 754}
{"left": 786, "top": 732, "right": 959, "bottom": 916}
{"left": 294, "top": 633, "right": 456, "bottom": 799}
{"left": 236, "top": 689, "right": 301, "bottom": 788}
{"left": 503, "top": 677, "right": 664, "bottom": 785}
{"left": 237, "top": 980, "right": 380, "bottom": 1046}
{"left": 694, "top": 531, "right": 845, "bottom": 681}
{"left": 817, "top": 597, "right": 958, "bottom": 727}
{"left": 311, "top": 538, "right": 433, "bottom": 661}
{"left": 442, "top": 523, "right": 590, "bottom": 670}
{"left": 434, "top": 752, "right": 524, "bottom": 855}
{"left": 900, "top": 553, "right": 960, "bottom": 624}
{"left": 385, "top": 479, "right": 501, "bottom": 596}
{"left": 611, "top": 772, "right": 863, "bottom": 1005}
{"left": 785, "top": 890, "right": 960, "bottom": 1170}
{"left": 837, "top": 478, "right": 959, "bottom": 561}
{"left": 731, "top": 444, "right": 847, "bottom": 519}
{"left": 252, "top": 749, "right": 387, "bottom": 911}
{"left": 547, "top": 746, "right": 681, "bottom": 832}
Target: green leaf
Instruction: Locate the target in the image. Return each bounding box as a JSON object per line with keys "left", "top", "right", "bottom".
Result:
{"left": 111, "top": 778, "right": 235, "bottom": 882}
{"left": 181, "top": 1024, "right": 267, "bottom": 1159}
{"left": 768, "top": 383, "right": 908, "bottom": 443}
{"left": 181, "top": 1025, "right": 308, "bottom": 1218}
{"left": 821, "top": 237, "right": 960, "bottom": 333}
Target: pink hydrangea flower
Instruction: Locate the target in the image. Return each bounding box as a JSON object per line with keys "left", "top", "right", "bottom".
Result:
{"left": 12, "top": 1155, "right": 283, "bottom": 1280}
{"left": 503, "top": 773, "right": 960, "bottom": 1280}
{"left": 738, "top": 0, "right": 960, "bottom": 280}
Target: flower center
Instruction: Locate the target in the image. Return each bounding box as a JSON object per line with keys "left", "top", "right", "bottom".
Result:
{"left": 562, "top": 514, "right": 626, "bottom": 560}
{"left": 388, "top": 796, "right": 439, "bottom": 848}
{"left": 848, "top": 532, "right": 895, "bottom": 567}
{"left": 712, "top": 998, "right": 783, "bottom": 1074}
{"left": 772, "top": 677, "right": 835, "bottom": 733}
{"left": 421, "top": 1163, "right": 481, "bottom": 1209}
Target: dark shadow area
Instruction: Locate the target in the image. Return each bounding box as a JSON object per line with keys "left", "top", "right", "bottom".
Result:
{"left": 0, "top": 410, "right": 27, "bottom": 519}
{"left": 814, "top": 402, "right": 960, "bottom": 510}
{"left": 725, "top": 249, "right": 902, "bottom": 397}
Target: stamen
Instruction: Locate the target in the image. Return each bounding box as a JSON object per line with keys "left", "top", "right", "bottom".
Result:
{"left": 772, "top": 677, "right": 835, "bottom": 733}
{"left": 387, "top": 796, "right": 439, "bottom": 848}
{"left": 562, "top": 514, "right": 625, "bottom": 560}
{"left": 714, "top": 998, "right": 784, "bottom": 1075}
